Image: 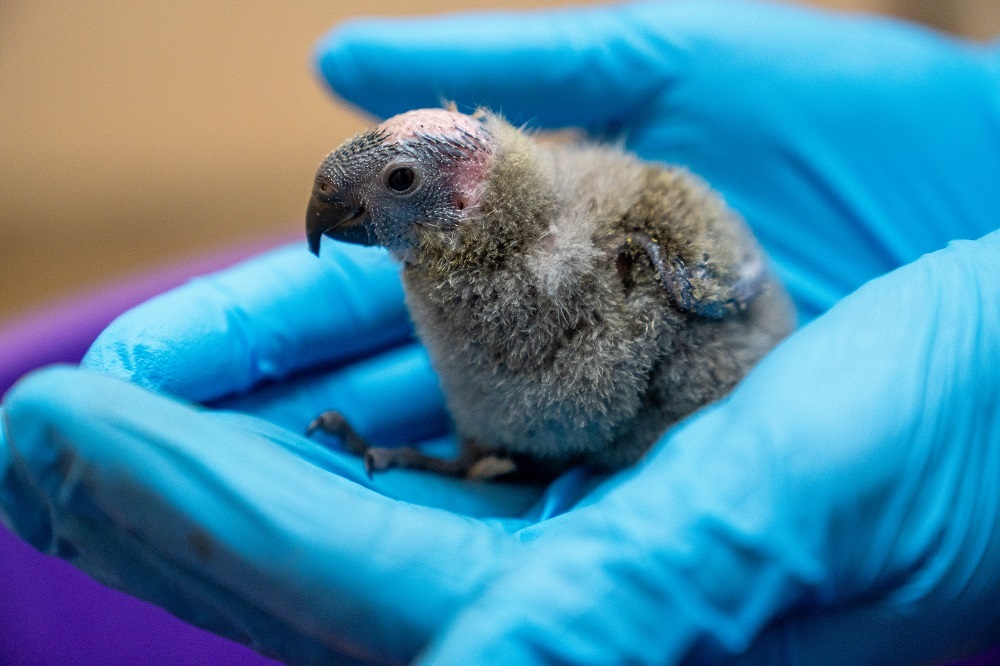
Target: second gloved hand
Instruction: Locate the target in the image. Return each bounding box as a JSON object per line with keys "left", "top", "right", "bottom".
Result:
{"left": 318, "top": 0, "right": 1000, "bottom": 319}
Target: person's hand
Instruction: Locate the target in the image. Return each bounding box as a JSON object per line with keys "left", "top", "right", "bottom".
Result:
{"left": 1, "top": 242, "right": 559, "bottom": 664}
{"left": 3, "top": 0, "right": 1000, "bottom": 663}
{"left": 318, "top": 0, "right": 1000, "bottom": 322}
{"left": 4, "top": 235, "right": 1000, "bottom": 664}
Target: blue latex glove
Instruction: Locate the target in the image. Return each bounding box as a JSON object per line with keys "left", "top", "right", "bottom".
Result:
{"left": 1, "top": 242, "right": 553, "bottom": 664}
{"left": 3, "top": 0, "right": 1000, "bottom": 663}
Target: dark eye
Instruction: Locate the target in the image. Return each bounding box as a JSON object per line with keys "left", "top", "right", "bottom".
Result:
{"left": 385, "top": 166, "right": 416, "bottom": 193}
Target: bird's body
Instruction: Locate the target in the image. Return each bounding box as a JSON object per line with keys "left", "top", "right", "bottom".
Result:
{"left": 307, "top": 109, "right": 794, "bottom": 478}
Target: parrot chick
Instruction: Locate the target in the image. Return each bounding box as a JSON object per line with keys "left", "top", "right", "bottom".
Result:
{"left": 306, "top": 108, "right": 794, "bottom": 480}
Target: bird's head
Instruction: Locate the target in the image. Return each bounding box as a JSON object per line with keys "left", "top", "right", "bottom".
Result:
{"left": 307, "top": 108, "right": 496, "bottom": 257}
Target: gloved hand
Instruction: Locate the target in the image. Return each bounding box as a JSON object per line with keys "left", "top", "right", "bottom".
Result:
{"left": 1, "top": 242, "right": 553, "bottom": 665}
{"left": 318, "top": 0, "right": 1000, "bottom": 322}
{"left": 3, "top": 1, "right": 1000, "bottom": 663}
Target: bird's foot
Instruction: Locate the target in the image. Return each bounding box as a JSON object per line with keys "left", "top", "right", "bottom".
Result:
{"left": 465, "top": 455, "right": 519, "bottom": 480}
{"left": 364, "top": 447, "right": 517, "bottom": 480}
{"left": 307, "top": 411, "right": 518, "bottom": 480}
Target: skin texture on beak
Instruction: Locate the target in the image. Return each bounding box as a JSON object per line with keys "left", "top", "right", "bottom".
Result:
{"left": 306, "top": 194, "right": 373, "bottom": 255}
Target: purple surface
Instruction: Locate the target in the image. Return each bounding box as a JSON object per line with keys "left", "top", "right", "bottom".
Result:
{"left": 0, "top": 235, "right": 295, "bottom": 666}
{"left": 1, "top": 233, "right": 998, "bottom": 665}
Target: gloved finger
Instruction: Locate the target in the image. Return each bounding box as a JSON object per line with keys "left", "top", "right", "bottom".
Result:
{"left": 213, "top": 342, "right": 449, "bottom": 447}
{"left": 314, "top": 3, "right": 680, "bottom": 129}
{"left": 1, "top": 366, "right": 532, "bottom": 664}
{"left": 211, "top": 326, "right": 602, "bottom": 522}
{"left": 422, "top": 232, "right": 1000, "bottom": 664}
{"left": 82, "top": 242, "right": 412, "bottom": 403}
{"left": 210, "top": 341, "right": 568, "bottom": 520}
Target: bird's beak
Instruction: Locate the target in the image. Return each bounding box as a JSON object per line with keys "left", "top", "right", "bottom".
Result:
{"left": 306, "top": 194, "right": 374, "bottom": 255}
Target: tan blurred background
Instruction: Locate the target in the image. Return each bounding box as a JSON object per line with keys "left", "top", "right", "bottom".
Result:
{"left": 1, "top": 0, "right": 998, "bottom": 323}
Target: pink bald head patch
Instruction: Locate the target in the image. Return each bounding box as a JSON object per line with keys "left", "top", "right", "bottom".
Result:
{"left": 380, "top": 108, "right": 487, "bottom": 143}
{"left": 378, "top": 108, "right": 496, "bottom": 213}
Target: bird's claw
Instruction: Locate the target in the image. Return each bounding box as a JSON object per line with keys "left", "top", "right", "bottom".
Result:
{"left": 308, "top": 412, "right": 517, "bottom": 481}
{"left": 306, "top": 410, "right": 369, "bottom": 456}
{"left": 306, "top": 411, "right": 348, "bottom": 436}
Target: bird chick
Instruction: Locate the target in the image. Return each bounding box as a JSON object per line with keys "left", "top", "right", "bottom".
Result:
{"left": 306, "top": 108, "right": 794, "bottom": 480}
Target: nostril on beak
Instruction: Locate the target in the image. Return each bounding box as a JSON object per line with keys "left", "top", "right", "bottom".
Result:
{"left": 314, "top": 179, "right": 336, "bottom": 200}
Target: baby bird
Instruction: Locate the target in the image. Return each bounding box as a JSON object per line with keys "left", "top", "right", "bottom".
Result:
{"left": 306, "top": 108, "right": 794, "bottom": 480}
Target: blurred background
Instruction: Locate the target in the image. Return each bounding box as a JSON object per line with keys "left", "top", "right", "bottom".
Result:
{"left": 1, "top": 0, "right": 998, "bottom": 323}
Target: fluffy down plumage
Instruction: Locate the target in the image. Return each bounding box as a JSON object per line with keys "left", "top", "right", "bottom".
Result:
{"left": 306, "top": 108, "right": 794, "bottom": 478}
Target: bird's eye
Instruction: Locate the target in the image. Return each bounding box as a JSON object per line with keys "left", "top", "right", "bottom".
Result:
{"left": 385, "top": 166, "right": 417, "bottom": 194}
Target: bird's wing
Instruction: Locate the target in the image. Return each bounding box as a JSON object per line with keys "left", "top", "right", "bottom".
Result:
{"left": 614, "top": 165, "right": 769, "bottom": 319}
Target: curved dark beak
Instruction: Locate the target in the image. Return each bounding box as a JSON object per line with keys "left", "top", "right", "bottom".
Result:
{"left": 306, "top": 194, "right": 375, "bottom": 255}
